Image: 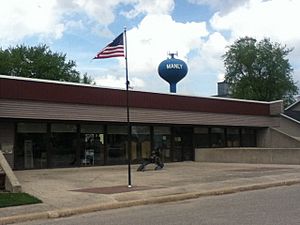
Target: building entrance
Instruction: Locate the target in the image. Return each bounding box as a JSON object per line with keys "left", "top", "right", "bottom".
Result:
{"left": 15, "top": 123, "right": 48, "bottom": 169}
{"left": 172, "top": 127, "right": 193, "bottom": 161}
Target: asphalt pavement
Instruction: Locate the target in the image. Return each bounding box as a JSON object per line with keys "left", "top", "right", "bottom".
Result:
{"left": 1, "top": 162, "right": 300, "bottom": 224}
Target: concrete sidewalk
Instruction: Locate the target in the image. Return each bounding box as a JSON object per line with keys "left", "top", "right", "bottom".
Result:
{"left": 1, "top": 162, "right": 300, "bottom": 224}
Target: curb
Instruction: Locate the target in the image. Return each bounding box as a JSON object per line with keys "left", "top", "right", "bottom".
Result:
{"left": 1, "top": 179, "right": 300, "bottom": 225}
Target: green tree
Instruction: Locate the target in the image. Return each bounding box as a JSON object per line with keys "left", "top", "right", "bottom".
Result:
{"left": 223, "top": 37, "right": 298, "bottom": 106}
{"left": 0, "top": 44, "right": 94, "bottom": 84}
{"left": 82, "top": 73, "right": 96, "bottom": 85}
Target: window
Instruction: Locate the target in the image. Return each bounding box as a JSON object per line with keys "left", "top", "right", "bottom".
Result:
{"left": 17, "top": 123, "right": 47, "bottom": 133}
{"left": 131, "top": 126, "right": 151, "bottom": 163}
{"left": 80, "top": 124, "right": 104, "bottom": 166}
{"left": 211, "top": 128, "right": 225, "bottom": 147}
{"left": 107, "top": 125, "right": 128, "bottom": 164}
{"left": 194, "top": 127, "right": 210, "bottom": 148}
{"left": 51, "top": 123, "right": 77, "bottom": 133}
{"left": 241, "top": 128, "right": 256, "bottom": 147}
{"left": 153, "top": 126, "right": 171, "bottom": 162}
{"left": 15, "top": 123, "right": 47, "bottom": 169}
{"left": 50, "top": 123, "right": 77, "bottom": 168}
{"left": 81, "top": 124, "right": 104, "bottom": 134}
{"left": 227, "top": 128, "right": 240, "bottom": 147}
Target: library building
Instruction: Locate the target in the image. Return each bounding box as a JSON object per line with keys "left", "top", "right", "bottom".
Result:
{"left": 0, "top": 75, "right": 290, "bottom": 170}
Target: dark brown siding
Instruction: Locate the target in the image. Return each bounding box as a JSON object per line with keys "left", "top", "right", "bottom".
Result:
{"left": 0, "top": 77, "right": 270, "bottom": 116}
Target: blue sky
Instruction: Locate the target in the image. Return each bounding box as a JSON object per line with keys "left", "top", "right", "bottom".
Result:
{"left": 1, "top": 0, "right": 300, "bottom": 97}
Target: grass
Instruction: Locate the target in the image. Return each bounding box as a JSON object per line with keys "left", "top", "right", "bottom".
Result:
{"left": 0, "top": 192, "right": 42, "bottom": 208}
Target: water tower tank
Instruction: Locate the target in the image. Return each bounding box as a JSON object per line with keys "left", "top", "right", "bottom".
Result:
{"left": 158, "top": 53, "right": 188, "bottom": 93}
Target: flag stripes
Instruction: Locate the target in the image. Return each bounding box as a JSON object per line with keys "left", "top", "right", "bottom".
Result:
{"left": 94, "top": 33, "right": 124, "bottom": 59}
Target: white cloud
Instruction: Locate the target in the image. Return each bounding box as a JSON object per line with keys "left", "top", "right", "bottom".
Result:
{"left": 209, "top": 0, "right": 300, "bottom": 90}
{"left": 188, "top": 0, "right": 250, "bottom": 14}
{"left": 182, "top": 32, "right": 228, "bottom": 95}
{"left": 73, "top": 0, "right": 122, "bottom": 26}
{"left": 210, "top": 0, "right": 300, "bottom": 42}
{"left": 0, "top": 0, "right": 64, "bottom": 45}
{"left": 189, "top": 32, "right": 228, "bottom": 73}
{"left": 94, "top": 74, "right": 145, "bottom": 89}
{"left": 121, "top": 0, "right": 174, "bottom": 18}
{"left": 217, "top": 73, "right": 225, "bottom": 82}
{"left": 94, "top": 75, "right": 126, "bottom": 88}
{"left": 126, "top": 14, "right": 208, "bottom": 76}
{"left": 0, "top": 0, "right": 175, "bottom": 46}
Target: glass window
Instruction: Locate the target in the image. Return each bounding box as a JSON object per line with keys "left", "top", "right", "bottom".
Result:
{"left": 194, "top": 127, "right": 210, "bottom": 148}
{"left": 50, "top": 123, "right": 77, "bottom": 168}
{"left": 154, "top": 127, "right": 171, "bottom": 135}
{"left": 132, "top": 126, "right": 150, "bottom": 135}
{"left": 15, "top": 123, "right": 47, "bottom": 169}
{"left": 51, "top": 124, "right": 77, "bottom": 133}
{"left": 80, "top": 124, "right": 105, "bottom": 166}
{"left": 153, "top": 126, "right": 171, "bottom": 162}
{"left": 107, "top": 125, "right": 128, "bottom": 134}
{"left": 131, "top": 126, "right": 151, "bottom": 163}
{"left": 17, "top": 123, "right": 47, "bottom": 133}
{"left": 241, "top": 128, "right": 256, "bottom": 147}
{"left": 211, "top": 127, "right": 225, "bottom": 147}
{"left": 227, "top": 128, "right": 240, "bottom": 147}
{"left": 107, "top": 125, "right": 128, "bottom": 164}
{"left": 80, "top": 124, "right": 104, "bottom": 133}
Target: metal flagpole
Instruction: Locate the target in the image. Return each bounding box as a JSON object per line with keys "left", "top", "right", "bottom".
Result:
{"left": 93, "top": 29, "right": 131, "bottom": 187}
{"left": 124, "top": 27, "right": 132, "bottom": 188}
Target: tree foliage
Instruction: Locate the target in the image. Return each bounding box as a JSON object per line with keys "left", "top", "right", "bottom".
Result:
{"left": 223, "top": 37, "right": 298, "bottom": 106}
{"left": 0, "top": 44, "right": 94, "bottom": 84}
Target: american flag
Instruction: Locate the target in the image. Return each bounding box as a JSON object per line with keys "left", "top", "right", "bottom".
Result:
{"left": 94, "top": 33, "right": 124, "bottom": 59}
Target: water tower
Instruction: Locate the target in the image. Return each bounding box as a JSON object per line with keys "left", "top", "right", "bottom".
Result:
{"left": 158, "top": 53, "right": 188, "bottom": 93}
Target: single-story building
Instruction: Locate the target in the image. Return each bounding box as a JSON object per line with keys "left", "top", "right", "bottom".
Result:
{"left": 0, "top": 75, "right": 299, "bottom": 170}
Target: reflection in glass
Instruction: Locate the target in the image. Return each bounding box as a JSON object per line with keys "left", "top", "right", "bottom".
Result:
{"left": 194, "top": 127, "right": 210, "bottom": 148}
{"left": 227, "top": 128, "right": 240, "bottom": 147}
{"left": 211, "top": 127, "right": 225, "bottom": 148}
{"left": 107, "top": 125, "right": 127, "bottom": 164}
{"left": 241, "top": 128, "right": 256, "bottom": 147}
{"left": 15, "top": 123, "right": 47, "bottom": 169}
{"left": 131, "top": 126, "right": 151, "bottom": 163}
{"left": 50, "top": 123, "right": 77, "bottom": 168}
{"left": 80, "top": 124, "right": 104, "bottom": 166}
{"left": 153, "top": 126, "right": 171, "bottom": 162}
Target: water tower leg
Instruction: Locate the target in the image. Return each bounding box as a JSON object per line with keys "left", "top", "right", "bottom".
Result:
{"left": 170, "top": 84, "right": 177, "bottom": 93}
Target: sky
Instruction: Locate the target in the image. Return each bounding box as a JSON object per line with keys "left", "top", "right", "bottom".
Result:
{"left": 1, "top": 0, "right": 300, "bottom": 97}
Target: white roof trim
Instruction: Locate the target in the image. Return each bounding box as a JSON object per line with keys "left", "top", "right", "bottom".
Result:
{"left": 281, "top": 113, "right": 300, "bottom": 125}
{"left": 284, "top": 100, "right": 300, "bottom": 111}
{"left": 0, "top": 74, "right": 120, "bottom": 90}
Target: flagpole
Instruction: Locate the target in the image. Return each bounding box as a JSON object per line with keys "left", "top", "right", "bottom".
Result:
{"left": 124, "top": 27, "right": 132, "bottom": 188}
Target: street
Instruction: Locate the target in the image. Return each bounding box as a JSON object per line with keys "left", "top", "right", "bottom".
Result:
{"left": 17, "top": 184, "right": 300, "bottom": 225}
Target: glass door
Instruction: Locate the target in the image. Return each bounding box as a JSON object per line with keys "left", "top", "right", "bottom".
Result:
{"left": 107, "top": 125, "right": 127, "bottom": 165}
{"left": 80, "top": 124, "right": 105, "bottom": 166}
{"left": 173, "top": 127, "right": 193, "bottom": 162}
{"left": 50, "top": 123, "right": 77, "bottom": 168}
{"left": 131, "top": 126, "right": 151, "bottom": 163}
{"left": 15, "top": 122, "right": 48, "bottom": 169}
{"left": 153, "top": 126, "right": 171, "bottom": 162}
